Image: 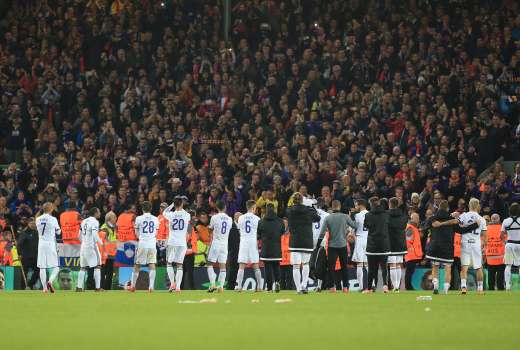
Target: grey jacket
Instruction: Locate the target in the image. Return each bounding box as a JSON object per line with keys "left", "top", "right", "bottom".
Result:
{"left": 320, "top": 212, "right": 357, "bottom": 248}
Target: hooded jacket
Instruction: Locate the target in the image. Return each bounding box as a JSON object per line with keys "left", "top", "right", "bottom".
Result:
{"left": 365, "top": 205, "right": 391, "bottom": 255}
{"left": 287, "top": 204, "right": 320, "bottom": 252}
{"left": 388, "top": 207, "right": 408, "bottom": 255}
{"left": 258, "top": 210, "right": 285, "bottom": 260}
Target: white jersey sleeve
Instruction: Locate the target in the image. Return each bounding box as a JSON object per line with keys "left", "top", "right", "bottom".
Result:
{"left": 355, "top": 210, "right": 369, "bottom": 237}
{"left": 313, "top": 209, "right": 329, "bottom": 243}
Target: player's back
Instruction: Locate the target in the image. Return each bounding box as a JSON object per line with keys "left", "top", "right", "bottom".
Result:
{"left": 136, "top": 213, "right": 159, "bottom": 247}
{"left": 502, "top": 216, "right": 520, "bottom": 241}
{"left": 36, "top": 213, "right": 59, "bottom": 243}
{"left": 312, "top": 209, "right": 329, "bottom": 240}
{"left": 355, "top": 210, "right": 369, "bottom": 238}
{"left": 238, "top": 212, "right": 260, "bottom": 240}
{"left": 80, "top": 217, "right": 99, "bottom": 248}
{"left": 167, "top": 209, "right": 191, "bottom": 246}
{"left": 210, "top": 212, "right": 233, "bottom": 245}
{"left": 459, "top": 211, "right": 486, "bottom": 241}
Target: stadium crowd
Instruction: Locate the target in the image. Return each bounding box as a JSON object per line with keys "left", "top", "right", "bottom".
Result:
{"left": 0, "top": 0, "right": 520, "bottom": 290}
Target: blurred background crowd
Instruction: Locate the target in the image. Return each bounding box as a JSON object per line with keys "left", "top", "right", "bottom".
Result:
{"left": 0, "top": 0, "right": 519, "bottom": 268}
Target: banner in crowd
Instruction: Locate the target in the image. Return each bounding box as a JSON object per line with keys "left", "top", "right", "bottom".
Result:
{"left": 57, "top": 243, "right": 80, "bottom": 267}
{"left": 3, "top": 266, "right": 520, "bottom": 291}
{"left": 114, "top": 241, "right": 137, "bottom": 267}
{"left": 0, "top": 266, "right": 14, "bottom": 290}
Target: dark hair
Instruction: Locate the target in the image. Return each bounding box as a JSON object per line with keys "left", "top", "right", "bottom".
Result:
{"left": 356, "top": 198, "right": 367, "bottom": 208}
{"left": 510, "top": 203, "right": 520, "bottom": 217}
{"left": 216, "top": 200, "right": 226, "bottom": 211}
{"left": 439, "top": 200, "right": 450, "bottom": 211}
{"left": 331, "top": 200, "right": 341, "bottom": 210}
{"left": 389, "top": 197, "right": 399, "bottom": 209}
{"left": 174, "top": 197, "right": 183, "bottom": 208}
{"left": 89, "top": 207, "right": 99, "bottom": 217}
{"left": 141, "top": 201, "right": 152, "bottom": 212}
{"left": 265, "top": 203, "right": 275, "bottom": 214}
{"left": 380, "top": 198, "right": 388, "bottom": 210}
{"left": 246, "top": 200, "right": 256, "bottom": 210}
{"left": 368, "top": 196, "right": 380, "bottom": 209}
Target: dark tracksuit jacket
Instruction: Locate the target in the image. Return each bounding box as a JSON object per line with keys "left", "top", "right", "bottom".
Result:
{"left": 287, "top": 204, "right": 320, "bottom": 253}
{"left": 388, "top": 208, "right": 408, "bottom": 256}
{"left": 365, "top": 206, "right": 391, "bottom": 255}
{"left": 258, "top": 212, "right": 285, "bottom": 261}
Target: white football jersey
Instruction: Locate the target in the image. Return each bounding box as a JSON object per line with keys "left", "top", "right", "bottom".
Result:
{"left": 502, "top": 217, "right": 520, "bottom": 241}
{"left": 355, "top": 210, "right": 369, "bottom": 238}
{"left": 312, "top": 209, "right": 329, "bottom": 246}
{"left": 209, "top": 212, "right": 233, "bottom": 245}
{"left": 164, "top": 206, "right": 191, "bottom": 247}
{"left": 135, "top": 213, "right": 159, "bottom": 249}
{"left": 237, "top": 212, "right": 260, "bottom": 242}
{"left": 459, "top": 211, "right": 487, "bottom": 243}
{"left": 36, "top": 213, "right": 61, "bottom": 243}
{"left": 80, "top": 216, "right": 101, "bottom": 249}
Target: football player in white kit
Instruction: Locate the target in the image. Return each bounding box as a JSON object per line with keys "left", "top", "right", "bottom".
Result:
{"left": 36, "top": 202, "right": 61, "bottom": 293}
{"left": 163, "top": 197, "right": 191, "bottom": 292}
{"left": 457, "top": 198, "right": 487, "bottom": 294}
{"left": 77, "top": 207, "right": 103, "bottom": 292}
{"left": 502, "top": 203, "right": 520, "bottom": 291}
{"left": 235, "top": 200, "right": 262, "bottom": 291}
{"left": 130, "top": 201, "right": 159, "bottom": 292}
{"left": 312, "top": 198, "right": 329, "bottom": 291}
{"left": 351, "top": 199, "right": 369, "bottom": 292}
{"left": 207, "top": 200, "right": 233, "bottom": 292}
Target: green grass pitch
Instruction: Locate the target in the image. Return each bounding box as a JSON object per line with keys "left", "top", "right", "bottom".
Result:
{"left": 1, "top": 291, "right": 518, "bottom": 350}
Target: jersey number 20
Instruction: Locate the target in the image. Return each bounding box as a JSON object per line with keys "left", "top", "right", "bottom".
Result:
{"left": 171, "top": 219, "right": 185, "bottom": 231}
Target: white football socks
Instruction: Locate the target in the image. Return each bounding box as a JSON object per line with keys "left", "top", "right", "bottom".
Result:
{"left": 505, "top": 265, "right": 512, "bottom": 290}
{"left": 40, "top": 269, "right": 47, "bottom": 290}
{"left": 131, "top": 271, "right": 139, "bottom": 288}
{"left": 49, "top": 267, "right": 59, "bottom": 284}
{"left": 477, "top": 281, "right": 483, "bottom": 292}
{"left": 461, "top": 279, "right": 467, "bottom": 289}
{"left": 175, "top": 267, "right": 183, "bottom": 290}
{"left": 77, "top": 270, "right": 85, "bottom": 289}
{"left": 390, "top": 267, "right": 398, "bottom": 289}
{"left": 94, "top": 268, "right": 101, "bottom": 289}
{"left": 292, "top": 266, "right": 301, "bottom": 292}
{"left": 443, "top": 283, "right": 450, "bottom": 294}
{"left": 432, "top": 277, "right": 439, "bottom": 291}
{"left": 254, "top": 268, "right": 263, "bottom": 290}
{"left": 236, "top": 268, "right": 244, "bottom": 289}
{"left": 218, "top": 269, "right": 226, "bottom": 288}
{"left": 166, "top": 266, "right": 175, "bottom": 286}
{"left": 301, "top": 264, "right": 310, "bottom": 290}
{"left": 395, "top": 267, "right": 402, "bottom": 290}
{"left": 357, "top": 265, "right": 364, "bottom": 290}
{"left": 208, "top": 266, "right": 217, "bottom": 287}
{"left": 148, "top": 269, "right": 156, "bottom": 290}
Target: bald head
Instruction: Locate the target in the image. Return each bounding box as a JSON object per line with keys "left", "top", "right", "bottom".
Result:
{"left": 490, "top": 214, "right": 500, "bottom": 224}
{"left": 410, "top": 212, "right": 420, "bottom": 225}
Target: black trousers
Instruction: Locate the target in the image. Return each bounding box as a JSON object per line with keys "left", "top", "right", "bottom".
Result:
{"left": 21, "top": 258, "right": 39, "bottom": 289}
{"left": 405, "top": 260, "right": 418, "bottom": 290}
{"left": 226, "top": 255, "right": 239, "bottom": 290}
{"left": 181, "top": 254, "right": 195, "bottom": 290}
{"left": 101, "top": 258, "right": 114, "bottom": 290}
{"left": 487, "top": 264, "right": 505, "bottom": 290}
{"left": 264, "top": 261, "right": 281, "bottom": 290}
{"left": 450, "top": 258, "right": 461, "bottom": 290}
{"left": 367, "top": 255, "right": 388, "bottom": 290}
{"left": 280, "top": 265, "right": 294, "bottom": 290}
{"left": 327, "top": 247, "right": 349, "bottom": 289}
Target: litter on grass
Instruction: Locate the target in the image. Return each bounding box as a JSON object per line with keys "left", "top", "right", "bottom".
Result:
{"left": 225, "top": 300, "right": 231, "bottom": 304}
{"left": 251, "top": 299, "right": 260, "bottom": 303}
{"left": 178, "top": 298, "right": 218, "bottom": 304}
{"left": 425, "top": 307, "right": 431, "bottom": 312}
{"left": 416, "top": 296, "right": 432, "bottom": 301}
{"left": 274, "top": 299, "right": 293, "bottom": 303}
